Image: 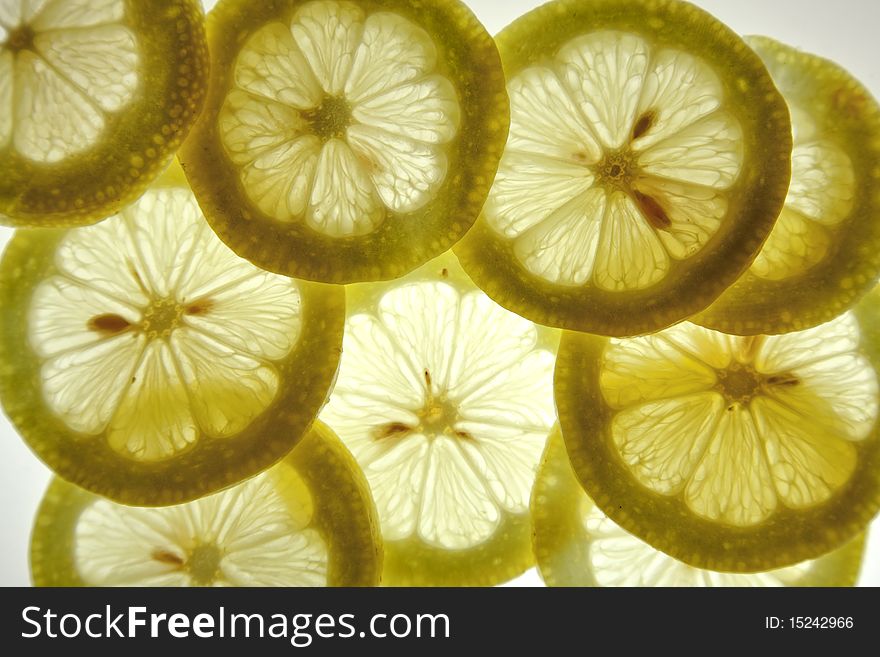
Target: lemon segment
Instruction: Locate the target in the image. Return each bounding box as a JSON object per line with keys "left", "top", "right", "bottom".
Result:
{"left": 320, "top": 254, "right": 558, "bottom": 585}
{"left": 180, "top": 0, "right": 508, "bottom": 284}
{"left": 31, "top": 422, "right": 382, "bottom": 587}
{"left": 556, "top": 286, "right": 880, "bottom": 571}
{"left": 0, "top": 164, "right": 345, "bottom": 505}
{"left": 0, "top": 0, "right": 208, "bottom": 227}
{"left": 697, "top": 36, "right": 880, "bottom": 335}
{"left": 455, "top": 0, "right": 791, "bottom": 337}
{"left": 532, "top": 430, "right": 867, "bottom": 586}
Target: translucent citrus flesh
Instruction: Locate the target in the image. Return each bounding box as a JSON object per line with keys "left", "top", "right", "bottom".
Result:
{"left": 320, "top": 254, "right": 558, "bottom": 585}
{"left": 697, "top": 36, "right": 880, "bottom": 335}
{"left": 486, "top": 30, "right": 742, "bottom": 291}
{"left": 0, "top": 0, "right": 208, "bottom": 227}
{"left": 532, "top": 431, "right": 866, "bottom": 586}
{"left": 556, "top": 286, "right": 880, "bottom": 571}
{"left": 74, "top": 468, "right": 327, "bottom": 586}
{"left": 31, "top": 422, "right": 382, "bottom": 587}
{"left": 180, "top": 0, "right": 508, "bottom": 283}
{"left": 455, "top": 0, "right": 791, "bottom": 337}
{"left": 218, "top": 3, "right": 460, "bottom": 237}
{"left": 0, "top": 166, "right": 345, "bottom": 505}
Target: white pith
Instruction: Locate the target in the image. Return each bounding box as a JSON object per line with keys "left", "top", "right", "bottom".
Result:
{"left": 751, "top": 104, "right": 855, "bottom": 280}
{"left": 219, "top": 0, "right": 461, "bottom": 237}
{"left": 320, "top": 281, "right": 555, "bottom": 550}
{"left": 486, "top": 30, "right": 743, "bottom": 290}
{"left": 74, "top": 469, "right": 328, "bottom": 586}
{"left": 581, "top": 501, "right": 810, "bottom": 586}
{"left": 0, "top": 0, "right": 139, "bottom": 162}
{"left": 28, "top": 186, "right": 302, "bottom": 462}
{"left": 600, "top": 314, "right": 878, "bottom": 525}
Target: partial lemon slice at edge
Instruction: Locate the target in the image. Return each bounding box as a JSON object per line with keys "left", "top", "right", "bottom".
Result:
{"left": 697, "top": 35, "right": 880, "bottom": 335}
{"left": 533, "top": 428, "right": 866, "bottom": 586}
{"left": 31, "top": 421, "right": 383, "bottom": 587}
{"left": 0, "top": 0, "right": 209, "bottom": 227}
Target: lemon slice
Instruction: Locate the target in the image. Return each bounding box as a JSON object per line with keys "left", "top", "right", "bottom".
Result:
{"left": 319, "top": 254, "right": 558, "bottom": 585}
{"left": 178, "top": 0, "right": 507, "bottom": 284}
{"left": 697, "top": 36, "right": 880, "bottom": 335}
{"left": 31, "top": 422, "right": 382, "bottom": 587}
{"left": 0, "top": 162, "right": 344, "bottom": 506}
{"left": 555, "top": 286, "right": 880, "bottom": 572}
{"left": 532, "top": 429, "right": 867, "bottom": 586}
{"left": 0, "top": 0, "right": 208, "bottom": 227}
{"left": 454, "top": 0, "right": 791, "bottom": 337}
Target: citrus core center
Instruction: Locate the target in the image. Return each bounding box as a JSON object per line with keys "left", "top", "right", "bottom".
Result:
{"left": 4, "top": 25, "right": 35, "bottom": 53}
{"left": 418, "top": 394, "right": 461, "bottom": 438}
{"left": 594, "top": 149, "right": 637, "bottom": 191}
{"left": 716, "top": 363, "right": 762, "bottom": 404}
{"left": 143, "top": 298, "right": 183, "bottom": 337}
{"left": 306, "top": 95, "right": 352, "bottom": 142}
{"left": 186, "top": 543, "right": 223, "bottom": 585}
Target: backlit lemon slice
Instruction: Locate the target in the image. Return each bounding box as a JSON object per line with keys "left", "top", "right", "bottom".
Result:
{"left": 532, "top": 429, "right": 866, "bottom": 586}
{"left": 556, "top": 286, "right": 880, "bottom": 571}
{"left": 455, "top": 0, "right": 791, "bottom": 337}
{"left": 179, "top": 0, "right": 508, "bottom": 284}
{"left": 0, "top": 163, "right": 344, "bottom": 505}
{"left": 320, "top": 254, "right": 558, "bottom": 585}
{"left": 0, "top": 0, "right": 208, "bottom": 227}
{"left": 697, "top": 36, "right": 880, "bottom": 335}
{"left": 31, "top": 422, "right": 382, "bottom": 587}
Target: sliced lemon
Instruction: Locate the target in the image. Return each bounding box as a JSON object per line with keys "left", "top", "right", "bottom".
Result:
{"left": 532, "top": 429, "right": 866, "bottom": 586}
{"left": 178, "top": 0, "right": 507, "bottom": 284}
{"left": 31, "top": 421, "right": 382, "bottom": 587}
{"left": 0, "top": 0, "right": 208, "bottom": 227}
{"left": 697, "top": 36, "right": 880, "bottom": 335}
{"left": 0, "top": 162, "right": 344, "bottom": 505}
{"left": 319, "top": 253, "right": 558, "bottom": 585}
{"left": 454, "top": 0, "right": 791, "bottom": 337}
{"left": 555, "top": 286, "right": 880, "bottom": 572}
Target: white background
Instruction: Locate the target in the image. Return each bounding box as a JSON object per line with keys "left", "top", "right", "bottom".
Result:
{"left": 1, "top": 0, "right": 878, "bottom": 586}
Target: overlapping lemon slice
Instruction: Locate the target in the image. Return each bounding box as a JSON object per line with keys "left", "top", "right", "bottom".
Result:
{"left": 0, "top": 163, "right": 344, "bottom": 505}
{"left": 532, "top": 430, "right": 866, "bottom": 586}
{"left": 455, "top": 0, "right": 791, "bottom": 336}
{"left": 698, "top": 36, "right": 880, "bottom": 335}
{"left": 0, "top": 0, "right": 208, "bottom": 227}
{"left": 320, "top": 254, "right": 558, "bottom": 585}
{"left": 178, "top": 0, "right": 508, "bottom": 284}
{"left": 31, "top": 422, "right": 382, "bottom": 587}
{"left": 555, "top": 286, "right": 880, "bottom": 571}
